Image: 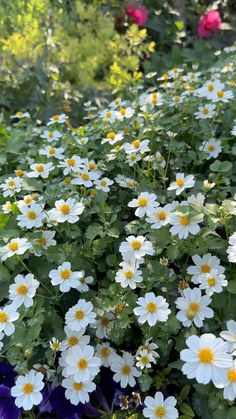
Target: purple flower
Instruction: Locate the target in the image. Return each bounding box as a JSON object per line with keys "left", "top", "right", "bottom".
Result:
{"left": 0, "top": 384, "right": 20, "bottom": 419}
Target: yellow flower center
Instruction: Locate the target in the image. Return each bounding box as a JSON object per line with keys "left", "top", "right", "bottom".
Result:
{"left": 132, "top": 140, "right": 140, "bottom": 149}
{"left": 75, "top": 310, "right": 84, "bottom": 320}
{"left": 68, "top": 336, "right": 79, "bottom": 347}
{"left": 16, "top": 112, "right": 23, "bottom": 116}
{"left": 140, "top": 356, "right": 149, "bottom": 365}
{"left": 227, "top": 369, "right": 236, "bottom": 382}
{"left": 24, "top": 196, "right": 33, "bottom": 204}
{"left": 23, "top": 383, "right": 34, "bottom": 394}
{"left": 101, "top": 316, "right": 109, "bottom": 326}
{"left": 198, "top": 348, "right": 214, "bottom": 364}
{"left": 52, "top": 342, "right": 60, "bottom": 351}
{"left": 49, "top": 132, "right": 54, "bottom": 138}
{"left": 49, "top": 147, "right": 56, "bottom": 155}
{"left": 127, "top": 181, "right": 135, "bottom": 188}
{"left": 26, "top": 210, "right": 37, "bottom": 220}
{"left": 105, "top": 111, "right": 112, "bottom": 118}
{"left": 207, "top": 84, "right": 214, "bottom": 92}
{"left": 124, "top": 270, "right": 134, "bottom": 279}
{"left": 179, "top": 215, "right": 189, "bottom": 226}
{"left": 155, "top": 406, "right": 166, "bottom": 417}
{"left": 82, "top": 173, "right": 89, "bottom": 181}
{"left": 60, "top": 269, "right": 71, "bottom": 280}
{"left": 132, "top": 241, "right": 141, "bottom": 250}
{"left": 101, "top": 180, "right": 107, "bottom": 187}
{"left": 114, "top": 145, "right": 120, "bottom": 151}
{"left": 15, "top": 169, "right": 24, "bottom": 177}
{"left": 146, "top": 302, "right": 157, "bottom": 313}
{"left": 17, "top": 284, "right": 28, "bottom": 295}
{"left": 36, "top": 164, "right": 44, "bottom": 173}
{"left": 151, "top": 93, "right": 158, "bottom": 104}
{"left": 207, "top": 277, "right": 216, "bottom": 286}
{"left": 173, "top": 96, "right": 180, "bottom": 103}
{"left": 207, "top": 145, "right": 215, "bottom": 152}
{"left": 201, "top": 264, "right": 210, "bottom": 273}
{"left": 122, "top": 365, "right": 131, "bottom": 375}
{"left": 38, "top": 237, "right": 47, "bottom": 246}
{"left": 138, "top": 197, "right": 148, "bottom": 207}
{"left": 217, "top": 90, "right": 224, "bottom": 98}
{"left": 203, "top": 108, "right": 209, "bottom": 115}
{"left": 59, "top": 203, "right": 71, "bottom": 215}
{"left": 101, "top": 347, "right": 110, "bottom": 358}
{"left": 107, "top": 132, "right": 116, "bottom": 140}
{"left": 7, "top": 241, "right": 19, "bottom": 252}
{"left": 7, "top": 180, "right": 15, "bottom": 187}
{"left": 157, "top": 210, "right": 167, "bottom": 220}
{"left": 88, "top": 162, "right": 96, "bottom": 170}
{"left": 187, "top": 302, "right": 200, "bottom": 319}
{"left": 0, "top": 312, "right": 7, "bottom": 323}
{"left": 77, "top": 358, "right": 88, "bottom": 370}
{"left": 73, "top": 382, "right": 84, "bottom": 391}
{"left": 119, "top": 108, "right": 126, "bottom": 116}
{"left": 52, "top": 115, "right": 60, "bottom": 121}
{"left": 176, "top": 178, "right": 184, "bottom": 187}
{"left": 66, "top": 158, "right": 76, "bottom": 167}
{"left": 162, "top": 73, "right": 168, "bottom": 79}
{"left": 64, "top": 177, "right": 71, "bottom": 185}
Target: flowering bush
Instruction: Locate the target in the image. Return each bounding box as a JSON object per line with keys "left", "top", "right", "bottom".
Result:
{"left": 0, "top": 52, "right": 236, "bottom": 418}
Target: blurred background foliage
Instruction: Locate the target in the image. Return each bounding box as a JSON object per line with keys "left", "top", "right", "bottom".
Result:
{"left": 0, "top": 0, "right": 235, "bottom": 122}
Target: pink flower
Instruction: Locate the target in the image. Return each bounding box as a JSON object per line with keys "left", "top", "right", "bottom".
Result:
{"left": 125, "top": 4, "right": 148, "bottom": 27}
{"left": 198, "top": 10, "right": 221, "bottom": 39}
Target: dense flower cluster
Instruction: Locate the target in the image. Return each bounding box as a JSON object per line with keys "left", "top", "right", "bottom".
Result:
{"left": 0, "top": 52, "right": 236, "bottom": 417}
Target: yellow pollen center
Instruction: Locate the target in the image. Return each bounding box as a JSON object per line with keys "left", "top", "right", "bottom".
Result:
{"left": 38, "top": 237, "right": 47, "bottom": 246}
{"left": 73, "top": 382, "right": 84, "bottom": 391}
{"left": 16, "top": 112, "right": 23, "bottom": 116}
{"left": 105, "top": 112, "right": 112, "bottom": 118}
{"left": 207, "top": 277, "right": 216, "bottom": 286}
{"left": 17, "top": 284, "right": 28, "bottom": 295}
{"left": 132, "top": 140, "right": 140, "bottom": 149}
{"left": 151, "top": 93, "right": 158, "bottom": 104}
{"left": 23, "top": 383, "right": 34, "bottom": 394}
{"left": 8, "top": 180, "right": 15, "bottom": 187}
{"left": 146, "top": 302, "right": 157, "bottom": 313}
{"left": 59, "top": 203, "right": 71, "bottom": 214}
{"left": 162, "top": 73, "right": 168, "bottom": 79}
{"left": 8, "top": 241, "right": 19, "bottom": 251}
{"left": 89, "top": 163, "right": 95, "bottom": 170}
{"left": 187, "top": 302, "right": 200, "bottom": 318}
{"left": 107, "top": 132, "right": 116, "bottom": 140}
{"left": 174, "top": 96, "right": 180, "bottom": 103}
{"left": 0, "top": 312, "right": 7, "bottom": 323}
{"left": 69, "top": 336, "right": 79, "bottom": 346}
{"left": 122, "top": 365, "right": 131, "bottom": 375}
{"left": 157, "top": 210, "right": 167, "bottom": 220}
{"left": 24, "top": 197, "right": 33, "bottom": 204}
{"left": 115, "top": 145, "right": 120, "bottom": 151}
{"left": 207, "top": 145, "right": 215, "bottom": 152}
{"left": 15, "top": 169, "right": 24, "bottom": 177}
{"left": 127, "top": 181, "right": 134, "bottom": 187}
{"left": 27, "top": 210, "right": 37, "bottom": 220}
{"left": 75, "top": 310, "right": 84, "bottom": 320}
{"left": 101, "top": 347, "right": 110, "bottom": 358}
{"left": 138, "top": 197, "right": 148, "bottom": 207}
{"left": 101, "top": 317, "right": 109, "bottom": 326}
{"left": 77, "top": 358, "right": 88, "bottom": 370}
{"left": 52, "top": 342, "right": 60, "bottom": 351}
{"left": 67, "top": 158, "right": 76, "bottom": 166}
{"left": 207, "top": 84, "right": 214, "bottom": 91}
{"left": 60, "top": 269, "right": 71, "bottom": 280}
{"left": 36, "top": 164, "right": 44, "bottom": 173}
{"left": 49, "top": 132, "right": 54, "bottom": 138}
{"left": 82, "top": 173, "right": 89, "bottom": 181}
{"left": 198, "top": 348, "right": 214, "bottom": 364}
{"left": 141, "top": 356, "right": 149, "bottom": 365}
{"left": 49, "top": 148, "right": 56, "bottom": 155}
{"left": 124, "top": 270, "right": 134, "bottom": 279}
{"left": 203, "top": 108, "right": 209, "bottom": 114}
{"left": 132, "top": 241, "right": 141, "bottom": 250}
{"left": 155, "top": 406, "right": 166, "bottom": 417}
{"left": 201, "top": 264, "right": 210, "bottom": 273}
{"left": 176, "top": 178, "right": 184, "bottom": 187}
{"left": 179, "top": 215, "right": 189, "bottom": 226}
{"left": 119, "top": 108, "right": 126, "bottom": 116}
{"left": 53, "top": 115, "right": 59, "bottom": 121}
{"left": 101, "top": 180, "right": 107, "bottom": 187}
{"left": 217, "top": 90, "right": 224, "bottom": 98}
{"left": 227, "top": 369, "right": 236, "bottom": 382}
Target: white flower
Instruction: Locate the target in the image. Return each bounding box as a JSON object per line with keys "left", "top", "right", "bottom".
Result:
{"left": 0, "top": 305, "right": 19, "bottom": 336}
{"left": 58, "top": 156, "right": 83, "bottom": 175}
{"left": 76, "top": 271, "right": 94, "bottom": 293}
{"left": 175, "top": 287, "right": 214, "bottom": 328}
{"left": 61, "top": 327, "right": 90, "bottom": 351}
{"left": 0, "top": 177, "right": 22, "bottom": 197}
{"left": 128, "top": 192, "right": 158, "bottom": 217}
{"left": 194, "top": 104, "right": 216, "bottom": 119}
{"left": 145, "top": 204, "right": 172, "bottom": 229}
{"left": 220, "top": 320, "right": 236, "bottom": 355}
{"left": 49, "top": 198, "right": 84, "bottom": 224}
{"left": 71, "top": 170, "right": 100, "bottom": 188}
{"left": 197, "top": 270, "right": 228, "bottom": 296}
{"left": 17, "top": 194, "right": 37, "bottom": 209}
{"left": 200, "top": 138, "right": 222, "bottom": 159}
{"left": 11, "top": 370, "right": 44, "bottom": 410}
{"left": 154, "top": 151, "right": 166, "bottom": 168}
{"left": 35, "top": 230, "right": 57, "bottom": 250}
{"left": 123, "top": 139, "right": 150, "bottom": 155}
{"left": 167, "top": 173, "right": 195, "bottom": 195}
{"left": 180, "top": 333, "right": 232, "bottom": 386}
{"left": 119, "top": 236, "right": 154, "bottom": 262}
{"left": 0, "top": 333, "right": 4, "bottom": 351}
{"left": 136, "top": 349, "right": 154, "bottom": 370}
{"left": 93, "top": 177, "right": 114, "bottom": 192}
{"left": 143, "top": 392, "right": 178, "bottom": 419}
{"left": 116, "top": 107, "right": 134, "bottom": 120}
{"left": 62, "top": 377, "right": 96, "bottom": 405}
{"left": 136, "top": 339, "right": 159, "bottom": 360}
{"left": 2, "top": 201, "right": 13, "bottom": 214}
{"left": 65, "top": 300, "right": 96, "bottom": 332}
{"left": 133, "top": 292, "right": 171, "bottom": 326}
{"left": 140, "top": 91, "right": 163, "bottom": 108}
{"left": 76, "top": 137, "right": 89, "bottom": 146}
{"left": 111, "top": 352, "right": 141, "bottom": 388}
{"left": 95, "top": 342, "right": 116, "bottom": 367}
{"left": 101, "top": 132, "right": 123, "bottom": 145}
{"left": 227, "top": 232, "right": 236, "bottom": 263}
{"left": 49, "top": 337, "right": 61, "bottom": 351}
{"left": 0, "top": 238, "right": 31, "bottom": 261}
{"left": 95, "top": 312, "right": 114, "bottom": 339}
{"left": 211, "top": 89, "right": 233, "bottom": 103}
{"left": 49, "top": 262, "right": 83, "bottom": 293}
{"left": 222, "top": 361, "right": 236, "bottom": 401}
{"left": 10, "top": 111, "right": 30, "bottom": 119}
{"left": 9, "top": 273, "right": 39, "bottom": 308}
{"left": 115, "top": 262, "right": 143, "bottom": 289}
{"left": 27, "top": 162, "right": 54, "bottom": 178}
{"left": 196, "top": 80, "right": 224, "bottom": 99}
{"left": 169, "top": 213, "right": 201, "bottom": 239}
{"left": 17, "top": 203, "right": 45, "bottom": 229}
{"left": 187, "top": 254, "right": 225, "bottom": 283}
{"left": 40, "top": 130, "right": 62, "bottom": 142}
{"left": 64, "top": 344, "right": 101, "bottom": 382}
{"left": 187, "top": 193, "right": 205, "bottom": 207}
{"left": 39, "top": 146, "right": 65, "bottom": 159}
{"left": 115, "top": 175, "right": 137, "bottom": 189}
{"left": 100, "top": 109, "right": 117, "bottom": 123}
{"left": 47, "top": 113, "right": 68, "bottom": 125}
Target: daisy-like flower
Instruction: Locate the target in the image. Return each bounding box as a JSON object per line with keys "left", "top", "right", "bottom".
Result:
{"left": 116, "top": 107, "right": 134, "bottom": 120}
{"left": 175, "top": 287, "right": 214, "bottom": 328}
{"left": 194, "top": 104, "right": 216, "bottom": 119}
{"left": 47, "top": 113, "right": 68, "bottom": 126}
{"left": 100, "top": 109, "right": 117, "bottom": 123}
{"left": 197, "top": 270, "right": 228, "bottom": 296}
{"left": 136, "top": 349, "right": 154, "bottom": 370}
{"left": 196, "top": 79, "right": 224, "bottom": 99}
{"left": 9, "top": 273, "right": 39, "bottom": 308}
{"left": 0, "top": 177, "right": 22, "bottom": 197}
{"left": 169, "top": 212, "right": 201, "bottom": 239}
{"left": 17, "top": 194, "right": 38, "bottom": 209}
{"left": 136, "top": 339, "right": 159, "bottom": 360}
{"left": 0, "top": 238, "right": 31, "bottom": 261}
{"left": 72, "top": 170, "right": 100, "bottom": 188}
{"left": 180, "top": 333, "right": 232, "bottom": 386}
{"left": 27, "top": 162, "right": 54, "bottom": 178}
{"left": 140, "top": 91, "right": 163, "bottom": 108}
{"left": 39, "top": 146, "right": 65, "bottom": 160}
{"left": 220, "top": 320, "right": 236, "bottom": 355}
{"left": 35, "top": 230, "right": 56, "bottom": 250}
{"left": 40, "top": 130, "right": 62, "bottom": 142}
{"left": 145, "top": 204, "right": 172, "bottom": 229}
{"left": 96, "top": 342, "right": 116, "bottom": 367}
{"left": 76, "top": 271, "right": 93, "bottom": 293}
{"left": 128, "top": 192, "right": 158, "bottom": 217}
{"left": 2, "top": 201, "right": 13, "bottom": 214}
{"left": 10, "top": 111, "right": 30, "bottom": 119}
{"left": 58, "top": 155, "right": 82, "bottom": 175}
{"left": 62, "top": 377, "right": 96, "bottom": 405}
{"left": 93, "top": 177, "right": 114, "bottom": 192}
{"left": 187, "top": 254, "right": 225, "bottom": 283}
{"left": 167, "top": 173, "right": 195, "bottom": 195}
{"left": 115, "top": 262, "right": 143, "bottom": 289}
{"left": 0, "top": 305, "right": 19, "bottom": 336}
{"left": 143, "top": 392, "right": 178, "bottom": 419}
{"left": 64, "top": 344, "right": 101, "bottom": 382}
{"left": 49, "top": 337, "right": 61, "bottom": 352}
{"left": 119, "top": 236, "right": 154, "bottom": 262}
{"left": 133, "top": 292, "right": 171, "bottom": 326}
{"left": 222, "top": 361, "right": 236, "bottom": 401}
{"left": 187, "top": 193, "right": 205, "bottom": 207}
{"left": 200, "top": 138, "right": 222, "bottom": 159}
{"left": 126, "top": 153, "right": 142, "bottom": 167}
{"left": 11, "top": 370, "right": 44, "bottom": 410}
{"left": 17, "top": 203, "right": 45, "bottom": 229}
{"left": 115, "top": 175, "right": 137, "bottom": 189}
{"left": 154, "top": 151, "right": 166, "bottom": 169}
{"left": 77, "top": 137, "right": 89, "bottom": 146}
{"left": 65, "top": 300, "right": 96, "bottom": 332}
{"left": 211, "top": 89, "right": 233, "bottom": 103}
{"left": 123, "top": 139, "right": 150, "bottom": 155}
{"left": 101, "top": 132, "right": 123, "bottom": 145}
{"left": 227, "top": 232, "right": 236, "bottom": 263}
{"left": 48, "top": 198, "right": 84, "bottom": 224}
{"left": 95, "top": 312, "right": 114, "bottom": 339}
{"left": 49, "top": 262, "right": 83, "bottom": 293}
{"left": 111, "top": 352, "right": 141, "bottom": 388}
{"left": 61, "top": 327, "right": 90, "bottom": 351}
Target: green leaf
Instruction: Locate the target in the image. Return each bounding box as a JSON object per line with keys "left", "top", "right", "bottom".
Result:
{"left": 228, "top": 280, "right": 236, "bottom": 294}
{"left": 85, "top": 223, "right": 104, "bottom": 241}
{"left": 180, "top": 402, "right": 195, "bottom": 417}
{"left": 180, "top": 385, "right": 191, "bottom": 401}
{"left": 0, "top": 264, "right": 11, "bottom": 301}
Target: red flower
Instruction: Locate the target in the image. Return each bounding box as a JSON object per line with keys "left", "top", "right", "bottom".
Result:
{"left": 198, "top": 10, "right": 221, "bottom": 39}
{"left": 125, "top": 4, "right": 148, "bottom": 27}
